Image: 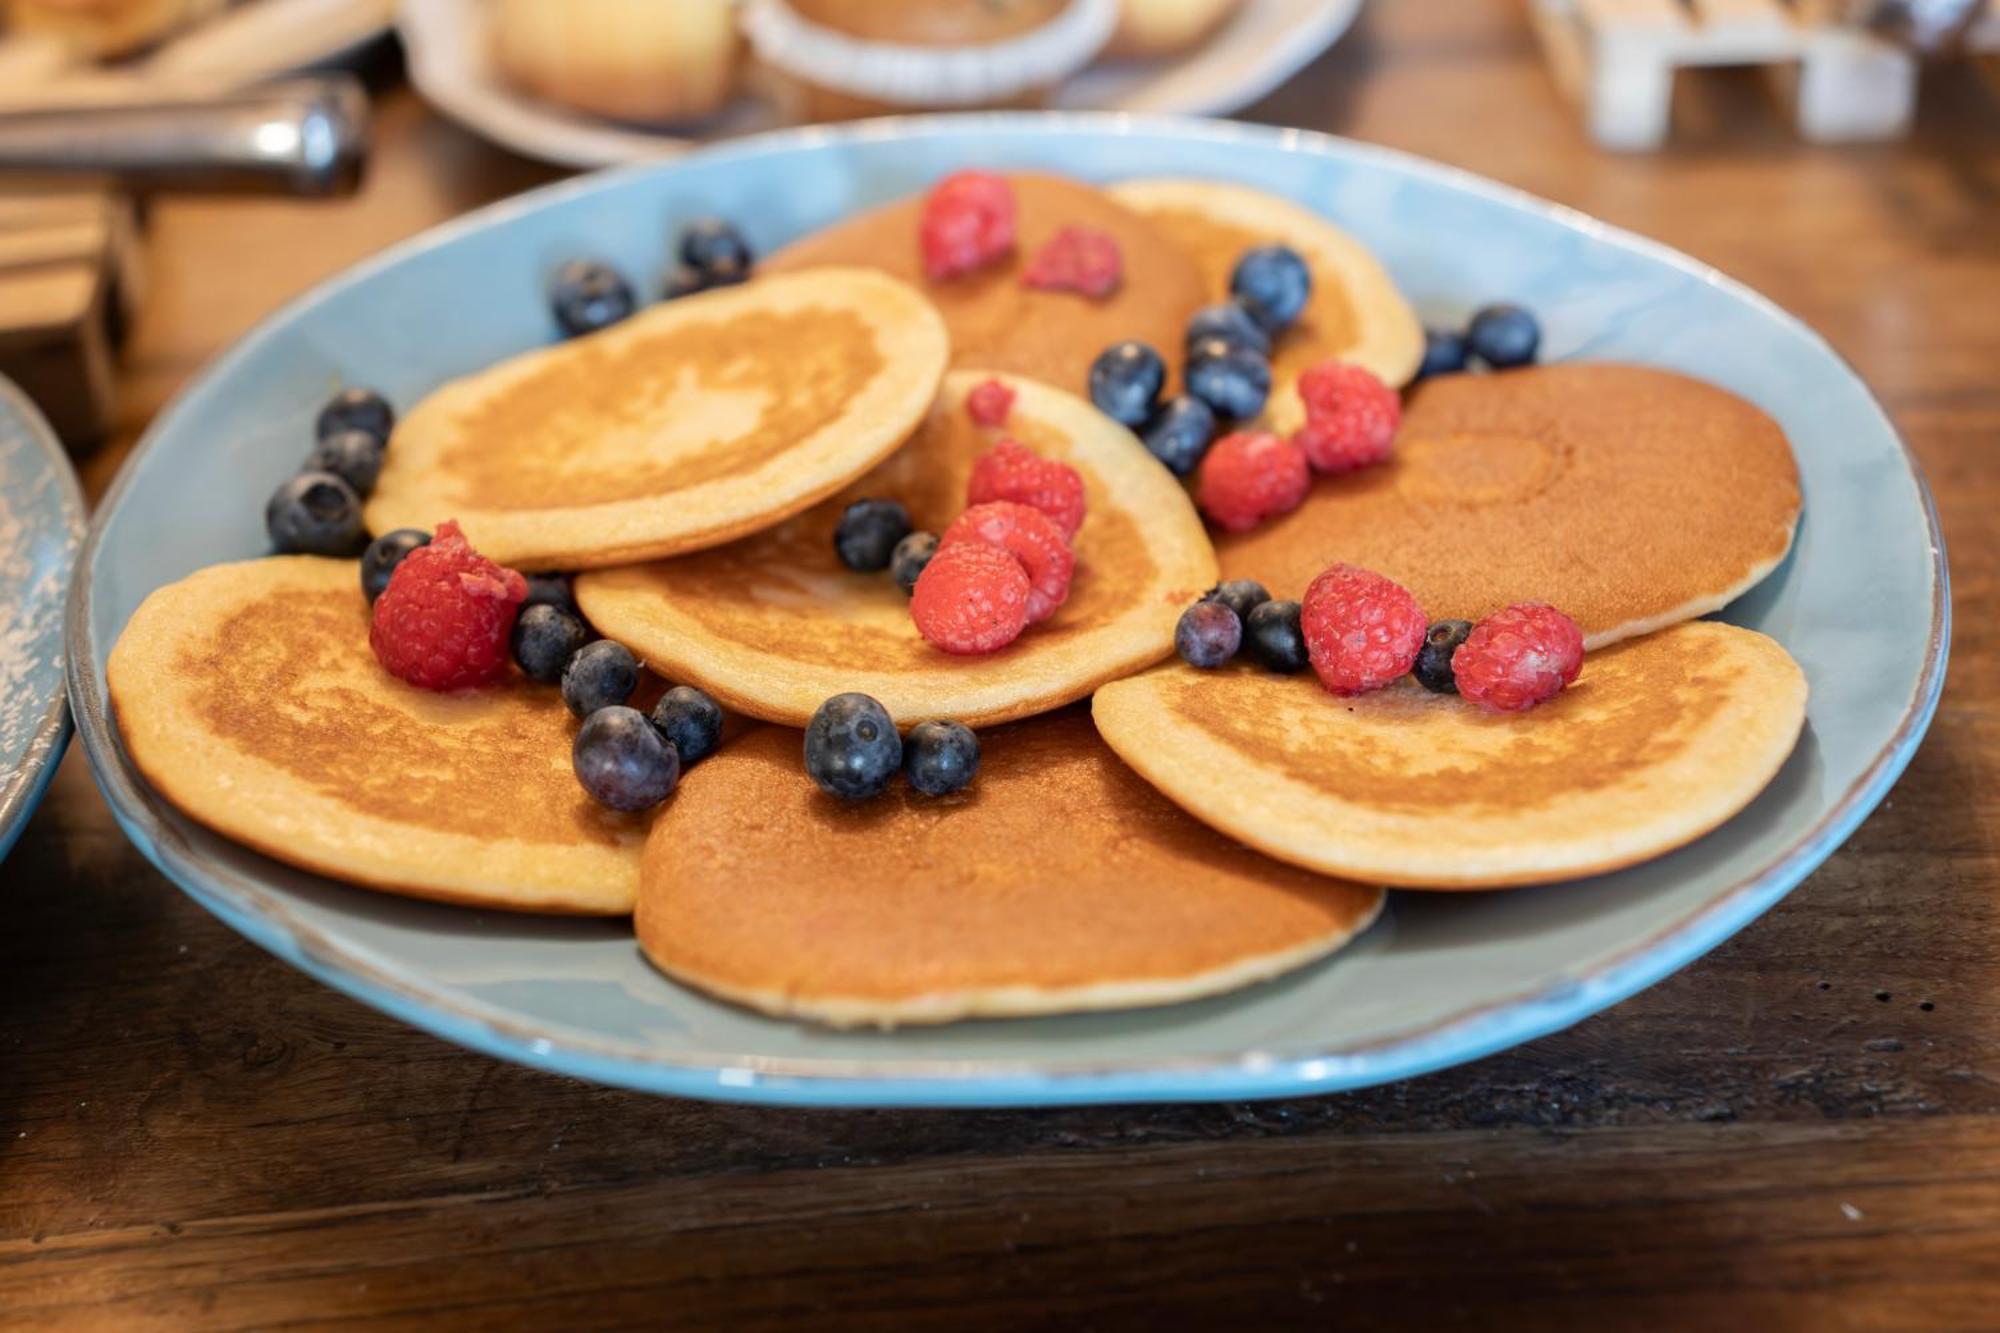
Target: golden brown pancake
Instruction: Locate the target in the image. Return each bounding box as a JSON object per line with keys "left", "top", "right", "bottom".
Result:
{"left": 1093, "top": 622, "right": 1807, "bottom": 890}
{"left": 575, "top": 370, "right": 1218, "bottom": 728}
{"left": 107, "top": 558, "right": 644, "bottom": 914}
{"left": 1218, "top": 363, "right": 1803, "bottom": 649}
{"left": 637, "top": 709, "right": 1385, "bottom": 1027}
{"left": 762, "top": 172, "right": 1205, "bottom": 396}
{"left": 365, "top": 267, "right": 949, "bottom": 571}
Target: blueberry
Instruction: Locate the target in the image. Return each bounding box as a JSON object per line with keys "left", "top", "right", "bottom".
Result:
{"left": 1185, "top": 338, "right": 1271, "bottom": 419}
{"left": 1414, "top": 619, "right": 1474, "bottom": 693}
{"left": 1139, "top": 395, "right": 1216, "bottom": 477}
{"left": 834, "top": 498, "right": 911, "bottom": 573}
{"left": 650, "top": 685, "right": 723, "bottom": 767}
{"left": 1466, "top": 303, "right": 1540, "bottom": 369}
{"left": 549, "top": 259, "right": 636, "bottom": 338}
{"left": 561, "top": 640, "right": 639, "bottom": 718}
{"left": 511, "top": 603, "right": 589, "bottom": 684}
{"left": 522, "top": 573, "right": 578, "bottom": 616}
{"left": 1185, "top": 300, "right": 1271, "bottom": 357}
{"left": 1088, "top": 341, "right": 1166, "bottom": 428}
{"left": 679, "top": 217, "right": 753, "bottom": 275}
{"left": 305, "top": 428, "right": 384, "bottom": 497}
{"left": 360, "top": 527, "right": 430, "bottom": 602}
{"left": 1244, "top": 599, "right": 1307, "bottom": 674}
{"left": 1175, "top": 600, "right": 1241, "bottom": 669}
{"left": 803, "top": 692, "right": 902, "bottom": 801}
{"left": 1230, "top": 245, "right": 1312, "bottom": 333}
{"left": 903, "top": 719, "right": 980, "bottom": 797}
{"left": 1203, "top": 579, "right": 1270, "bottom": 623}
{"left": 266, "top": 471, "right": 366, "bottom": 557}
{"left": 892, "top": 531, "right": 939, "bottom": 596}
{"left": 572, "top": 705, "right": 679, "bottom": 812}
{"left": 1417, "top": 326, "right": 1470, "bottom": 379}
{"left": 315, "top": 386, "right": 394, "bottom": 444}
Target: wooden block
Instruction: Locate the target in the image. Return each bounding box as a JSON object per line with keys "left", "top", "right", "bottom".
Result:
{"left": 1684, "top": 0, "right": 1801, "bottom": 61}
{"left": 1528, "top": 0, "right": 1595, "bottom": 104}
{"left": 1796, "top": 25, "right": 1917, "bottom": 141}
{"left": 1576, "top": 0, "right": 1688, "bottom": 149}
{"left": 0, "top": 260, "right": 113, "bottom": 442}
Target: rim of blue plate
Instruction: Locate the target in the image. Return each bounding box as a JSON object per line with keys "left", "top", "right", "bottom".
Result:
{"left": 65, "top": 113, "right": 1951, "bottom": 1105}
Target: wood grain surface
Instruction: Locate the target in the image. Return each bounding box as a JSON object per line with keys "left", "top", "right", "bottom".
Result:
{"left": 5, "top": 3, "right": 1998, "bottom": 1328}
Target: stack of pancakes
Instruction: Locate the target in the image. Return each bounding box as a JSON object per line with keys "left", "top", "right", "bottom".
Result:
{"left": 109, "top": 172, "right": 1806, "bottom": 1028}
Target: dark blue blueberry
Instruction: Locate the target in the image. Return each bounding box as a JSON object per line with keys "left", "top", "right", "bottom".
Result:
{"left": 1175, "top": 600, "right": 1242, "bottom": 669}
{"left": 1230, "top": 245, "right": 1312, "bottom": 333}
{"left": 1417, "top": 326, "right": 1470, "bottom": 379}
{"left": 511, "top": 603, "right": 590, "bottom": 684}
{"left": 1203, "top": 579, "right": 1270, "bottom": 623}
{"left": 903, "top": 719, "right": 980, "bottom": 797}
{"left": 315, "top": 386, "right": 394, "bottom": 444}
{"left": 1185, "top": 338, "right": 1271, "bottom": 419}
{"left": 1088, "top": 341, "right": 1166, "bottom": 428}
{"left": 266, "top": 471, "right": 366, "bottom": 557}
{"left": 834, "top": 498, "right": 912, "bottom": 573}
{"left": 1244, "top": 599, "right": 1307, "bottom": 674}
{"left": 1414, "top": 619, "right": 1473, "bottom": 693}
{"left": 549, "top": 259, "right": 636, "bottom": 338}
{"left": 572, "top": 705, "right": 679, "bottom": 811}
{"left": 1139, "top": 395, "right": 1216, "bottom": 477}
{"left": 679, "top": 217, "right": 753, "bottom": 275}
{"left": 360, "top": 527, "right": 430, "bottom": 602}
{"left": 650, "top": 685, "right": 723, "bottom": 767}
{"left": 1466, "top": 303, "right": 1540, "bottom": 369}
{"left": 1185, "top": 300, "right": 1270, "bottom": 357}
{"left": 305, "top": 428, "right": 384, "bottom": 497}
{"left": 892, "top": 531, "right": 939, "bottom": 596}
{"left": 561, "top": 639, "right": 639, "bottom": 719}
{"left": 522, "top": 573, "right": 579, "bottom": 616}
{"left": 803, "top": 692, "right": 902, "bottom": 801}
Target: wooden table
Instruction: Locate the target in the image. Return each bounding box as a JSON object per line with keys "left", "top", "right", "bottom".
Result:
{"left": 6, "top": 4, "right": 1997, "bottom": 1327}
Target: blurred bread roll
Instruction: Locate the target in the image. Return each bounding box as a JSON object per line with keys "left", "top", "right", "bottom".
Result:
{"left": 491, "top": 0, "right": 743, "bottom": 124}
{"left": 4, "top": 0, "right": 219, "bottom": 58}
{"left": 1106, "top": 0, "right": 1241, "bottom": 58}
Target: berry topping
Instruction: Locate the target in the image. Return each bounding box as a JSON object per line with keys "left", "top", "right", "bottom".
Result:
{"left": 678, "top": 216, "right": 753, "bottom": 278}
{"left": 1418, "top": 327, "right": 1470, "bottom": 379}
{"left": 1088, "top": 340, "right": 1166, "bottom": 427}
{"left": 1202, "top": 578, "right": 1271, "bottom": 623}
{"left": 892, "top": 530, "right": 939, "bottom": 597}
{"left": 560, "top": 639, "right": 639, "bottom": 719}
{"left": 1466, "top": 303, "right": 1540, "bottom": 369}
{"left": 918, "top": 170, "right": 1017, "bottom": 281}
{"left": 1139, "top": 395, "right": 1217, "bottom": 477}
{"left": 834, "top": 498, "right": 913, "bottom": 573}
{"left": 804, "top": 693, "right": 903, "bottom": 801}
{"left": 1244, "top": 599, "right": 1308, "bottom": 674}
{"left": 573, "top": 705, "right": 679, "bottom": 812}
{"left": 941, "top": 500, "right": 1075, "bottom": 624}
{"left": 1413, "top": 619, "right": 1473, "bottom": 694}
{"left": 511, "top": 603, "right": 590, "bottom": 684}
{"left": 360, "top": 528, "right": 430, "bottom": 604}
{"left": 910, "top": 540, "right": 1031, "bottom": 655}
{"left": 1021, "top": 224, "right": 1123, "bottom": 298}
{"left": 650, "top": 685, "right": 724, "bottom": 767}
{"left": 1293, "top": 361, "right": 1400, "bottom": 473}
{"left": 1185, "top": 300, "right": 1271, "bottom": 357}
{"left": 1230, "top": 245, "right": 1312, "bottom": 333}
{"left": 966, "top": 438, "right": 1087, "bottom": 540}
{"left": 903, "top": 719, "right": 980, "bottom": 796}
{"left": 966, "top": 377, "right": 1015, "bottom": 427}
{"left": 1453, "top": 602, "right": 1584, "bottom": 712}
{"left": 305, "top": 428, "right": 385, "bottom": 497}
{"left": 522, "top": 572, "right": 578, "bottom": 615}
{"left": 1175, "top": 600, "right": 1241, "bottom": 669}
{"left": 549, "top": 259, "right": 636, "bottom": 338}
{"left": 1300, "top": 563, "right": 1427, "bottom": 696}
{"left": 315, "top": 386, "right": 394, "bottom": 444}
{"left": 1196, "top": 431, "right": 1310, "bottom": 533}
{"left": 267, "top": 471, "right": 367, "bottom": 557}
{"left": 1185, "top": 338, "right": 1272, "bottom": 420}
{"left": 368, "top": 519, "right": 529, "bottom": 691}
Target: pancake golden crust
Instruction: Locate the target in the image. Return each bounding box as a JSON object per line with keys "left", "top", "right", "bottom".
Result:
{"left": 365, "top": 267, "right": 949, "bottom": 571}
{"left": 107, "top": 558, "right": 644, "bottom": 914}
{"left": 575, "top": 370, "right": 1218, "bottom": 728}
{"left": 1093, "top": 622, "right": 1807, "bottom": 889}
{"left": 637, "top": 710, "right": 1384, "bottom": 1027}
{"left": 1217, "top": 363, "right": 1803, "bottom": 649}
{"left": 762, "top": 172, "right": 1206, "bottom": 396}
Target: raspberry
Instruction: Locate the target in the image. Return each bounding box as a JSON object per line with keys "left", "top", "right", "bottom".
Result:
{"left": 966, "top": 438, "right": 1087, "bottom": 541}
{"left": 918, "top": 170, "right": 1017, "bottom": 281}
{"left": 1196, "top": 431, "right": 1310, "bottom": 534}
{"left": 369, "top": 519, "right": 528, "bottom": 691}
{"left": 1293, "top": 361, "right": 1401, "bottom": 473}
{"left": 1021, "top": 224, "right": 1123, "bottom": 298}
{"left": 941, "top": 500, "right": 1075, "bottom": 624}
{"left": 1300, "top": 563, "right": 1427, "bottom": 695}
{"left": 910, "top": 540, "right": 1031, "bottom": 655}
{"left": 966, "top": 377, "right": 1015, "bottom": 428}
{"left": 1452, "top": 602, "right": 1584, "bottom": 712}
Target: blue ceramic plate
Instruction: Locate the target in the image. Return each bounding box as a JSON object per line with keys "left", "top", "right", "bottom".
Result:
{"left": 0, "top": 376, "right": 84, "bottom": 863}
{"left": 67, "top": 116, "right": 1948, "bottom": 1107}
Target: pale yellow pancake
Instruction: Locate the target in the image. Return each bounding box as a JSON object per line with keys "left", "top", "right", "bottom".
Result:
{"left": 1093, "top": 622, "right": 1807, "bottom": 889}
{"left": 365, "top": 267, "right": 949, "bottom": 571}
{"left": 576, "top": 370, "right": 1218, "bottom": 728}
{"left": 637, "top": 710, "right": 1385, "bottom": 1028}
{"left": 107, "top": 557, "right": 644, "bottom": 914}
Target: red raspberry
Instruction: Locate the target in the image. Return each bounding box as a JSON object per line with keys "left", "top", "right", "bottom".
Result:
{"left": 369, "top": 519, "right": 528, "bottom": 691}
{"left": 1453, "top": 602, "right": 1585, "bottom": 712}
{"left": 966, "top": 377, "right": 1015, "bottom": 428}
{"left": 1300, "top": 563, "right": 1427, "bottom": 695}
{"left": 1196, "top": 431, "right": 1311, "bottom": 534}
{"left": 941, "top": 500, "right": 1075, "bottom": 624}
{"left": 1293, "top": 361, "right": 1401, "bottom": 473}
{"left": 910, "top": 540, "right": 1031, "bottom": 655}
{"left": 966, "top": 438, "right": 1087, "bottom": 541}
{"left": 918, "top": 170, "right": 1017, "bottom": 281}
{"left": 1020, "top": 224, "right": 1123, "bottom": 298}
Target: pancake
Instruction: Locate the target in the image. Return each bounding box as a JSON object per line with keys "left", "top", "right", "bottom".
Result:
{"left": 107, "top": 557, "right": 644, "bottom": 914}
{"left": 364, "top": 267, "right": 949, "bottom": 571}
{"left": 575, "top": 369, "right": 1218, "bottom": 728}
{"left": 1218, "top": 363, "right": 1803, "bottom": 649}
{"left": 637, "top": 709, "right": 1385, "bottom": 1027}
{"left": 762, "top": 172, "right": 1206, "bottom": 396}
{"left": 1107, "top": 176, "right": 1424, "bottom": 431}
{"left": 1093, "top": 622, "right": 1807, "bottom": 890}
